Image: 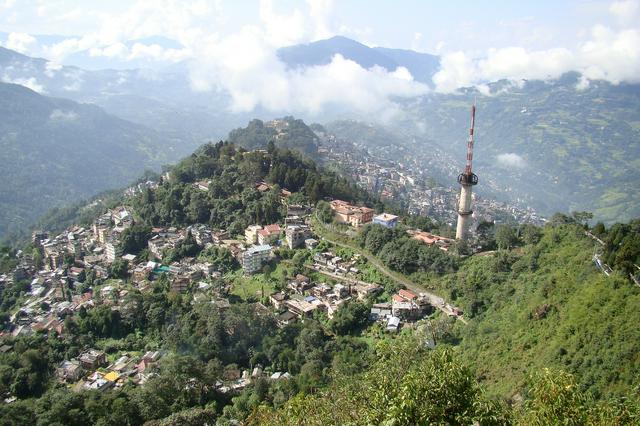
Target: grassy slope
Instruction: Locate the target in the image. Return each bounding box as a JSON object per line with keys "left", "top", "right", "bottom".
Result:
{"left": 430, "top": 225, "right": 640, "bottom": 398}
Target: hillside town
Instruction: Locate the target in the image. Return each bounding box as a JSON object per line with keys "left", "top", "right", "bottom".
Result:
{"left": 0, "top": 187, "right": 463, "bottom": 397}
{"left": 316, "top": 128, "right": 544, "bottom": 228}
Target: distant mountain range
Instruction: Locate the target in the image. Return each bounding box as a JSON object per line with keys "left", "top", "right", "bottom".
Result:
{"left": 394, "top": 75, "right": 640, "bottom": 223}
{"left": 0, "top": 46, "right": 243, "bottom": 143}
{"left": 1, "top": 36, "right": 639, "bottom": 232}
{"left": 0, "top": 82, "right": 186, "bottom": 237}
{"left": 278, "top": 36, "right": 440, "bottom": 85}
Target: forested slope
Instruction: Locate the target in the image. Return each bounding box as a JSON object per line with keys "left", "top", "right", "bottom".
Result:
{"left": 0, "top": 83, "right": 182, "bottom": 238}
{"left": 427, "top": 221, "right": 640, "bottom": 399}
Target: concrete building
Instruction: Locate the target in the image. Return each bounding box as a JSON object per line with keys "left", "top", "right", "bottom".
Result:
{"left": 285, "top": 225, "right": 310, "bottom": 249}
{"left": 257, "top": 224, "right": 281, "bottom": 245}
{"left": 330, "top": 200, "right": 374, "bottom": 227}
{"left": 170, "top": 276, "right": 190, "bottom": 293}
{"left": 242, "top": 245, "right": 271, "bottom": 274}
{"left": 245, "top": 225, "right": 263, "bottom": 245}
{"left": 373, "top": 213, "right": 399, "bottom": 228}
{"left": 105, "top": 239, "right": 123, "bottom": 263}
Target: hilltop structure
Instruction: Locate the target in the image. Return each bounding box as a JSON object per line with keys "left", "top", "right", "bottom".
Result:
{"left": 455, "top": 104, "right": 479, "bottom": 241}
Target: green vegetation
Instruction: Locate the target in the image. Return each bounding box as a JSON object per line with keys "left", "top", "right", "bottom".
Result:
{"left": 358, "top": 223, "right": 458, "bottom": 275}
{"left": 424, "top": 221, "right": 640, "bottom": 399}
{"left": 249, "top": 335, "right": 639, "bottom": 425}
{"left": 2, "top": 127, "right": 639, "bottom": 424}
{"left": 227, "top": 117, "right": 319, "bottom": 158}
{"left": 0, "top": 83, "right": 186, "bottom": 239}
{"left": 129, "top": 141, "right": 373, "bottom": 234}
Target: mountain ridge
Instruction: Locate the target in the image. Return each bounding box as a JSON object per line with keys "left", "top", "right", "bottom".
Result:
{"left": 0, "top": 82, "right": 185, "bottom": 238}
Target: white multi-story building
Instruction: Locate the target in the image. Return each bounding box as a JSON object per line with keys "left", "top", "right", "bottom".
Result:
{"left": 242, "top": 245, "right": 271, "bottom": 274}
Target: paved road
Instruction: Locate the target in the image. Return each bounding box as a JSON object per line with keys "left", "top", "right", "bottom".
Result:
{"left": 311, "top": 217, "right": 468, "bottom": 324}
{"left": 305, "top": 264, "right": 380, "bottom": 288}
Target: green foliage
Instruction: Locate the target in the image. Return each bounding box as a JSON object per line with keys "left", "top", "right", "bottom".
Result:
{"left": 164, "top": 232, "right": 201, "bottom": 263}
{"left": 315, "top": 200, "right": 332, "bottom": 223}
{"left": 197, "top": 246, "right": 238, "bottom": 273}
{"left": 120, "top": 224, "right": 152, "bottom": 255}
{"left": 519, "top": 368, "right": 640, "bottom": 425}
{"left": 436, "top": 222, "right": 640, "bottom": 399}
{"left": 495, "top": 224, "right": 518, "bottom": 250}
{"left": 0, "top": 246, "right": 17, "bottom": 273}
{"left": 329, "top": 300, "right": 370, "bottom": 335}
{"left": 403, "top": 214, "right": 437, "bottom": 232}
{"left": 248, "top": 337, "right": 509, "bottom": 425}
{"left": 602, "top": 219, "right": 640, "bottom": 276}
{"left": 227, "top": 117, "right": 319, "bottom": 157}
{"left": 358, "top": 223, "right": 458, "bottom": 275}
{"left": 108, "top": 259, "right": 129, "bottom": 279}
{"left": 131, "top": 142, "right": 370, "bottom": 232}
{"left": 76, "top": 304, "right": 128, "bottom": 339}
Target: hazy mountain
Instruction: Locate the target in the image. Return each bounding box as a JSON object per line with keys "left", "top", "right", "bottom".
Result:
{"left": 327, "top": 74, "right": 640, "bottom": 223}
{"left": 0, "top": 46, "right": 240, "bottom": 143}
{"left": 2, "top": 39, "right": 639, "bottom": 224}
{"left": 277, "top": 35, "right": 440, "bottom": 85}
{"left": 0, "top": 82, "right": 187, "bottom": 237}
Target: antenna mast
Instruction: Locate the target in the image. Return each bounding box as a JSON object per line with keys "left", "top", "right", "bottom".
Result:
{"left": 455, "top": 102, "right": 479, "bottom": 241}
{"left": 465, "top": 104, "right": 476, "bottom": 175}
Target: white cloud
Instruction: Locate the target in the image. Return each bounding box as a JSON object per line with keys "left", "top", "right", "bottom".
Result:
{"left": 579, "top": 25, "right": 640, "bottom": 83}
{"left": 188, "top": 20, "right": 427, "bottom": 116}
{"left": 576, "top": 75, "right": 590, "bottom": 91}
{"left": 60, "top": 68, "right": 85, "bottom": 91}
{"left": 259, "top": 0, "right": 306, "bottom": 46}
{"left": 433, "top": 1, "right": 640, "bottom": 93}
{"left": 44, "top": 61, "right": 64, "bottom": 78}
{"left": 1, "top": 75, "right": 45, "bottom": 93}
{"left": 433, "top": 24, "right": 640, "bottom": 92}
{"left": 497, "top": 153, "right": 526, "bottom": 169}
{"left": 609, "top": 0, "right": 639, "bottom": 26}
{"left": 49, "top": 109, "right": 79, "bottom": 122}
{"left": 5, "top": 32, "right": 36, "bottom": 53}
{"left": 89, "top": 42, "right": 128, "bottom": 58}
{"left": 306, "top": 0, "right": 334, "bottom": 40}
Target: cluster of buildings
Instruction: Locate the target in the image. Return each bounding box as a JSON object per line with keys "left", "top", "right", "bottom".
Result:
{"left": 56, "top": 348, "right": 163, "bottom": 391}
{"left": 217, "top": 364, "right": 292, "bottom": 394}
{"left": 370, "top": 288, "right": 434, "bottom": 332}
{"left": 269, "top": 271, "right": 382, "bottom": 326}
{"left": 241, "top": 203, "right": 316, "bottom": 274}
{"left": 328, "top": 199, "right": 399, "bottom": 229}
{"left": 408, "top": 230, "right": 454, "bottom": 252}
{"left": 316, "top": 128, "right": 544, "bottom": 235}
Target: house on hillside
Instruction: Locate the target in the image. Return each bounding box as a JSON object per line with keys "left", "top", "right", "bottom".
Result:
{"left": 258, "top": 224, "right": 282, "bottom": 245}
{"left": 373, "top": 213, "right": 399, "bottom": 228}
{"left": 242, "top": 245, "right": 271, "bottom": 274}
{"left": 330, "top": 200, "right": 374, "bottom": 227}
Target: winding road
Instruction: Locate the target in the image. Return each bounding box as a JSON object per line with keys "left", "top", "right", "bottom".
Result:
{"left": 311, "top": 215, "right": 468, "bottom": 324}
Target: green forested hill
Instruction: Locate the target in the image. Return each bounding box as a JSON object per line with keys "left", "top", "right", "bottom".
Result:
{"left": 0, "top": 83, "right": 186, "bottom": 238}
{"left": 249, "top": 221, "right": 640, "bottom": 425}
{"left": 227, "top": 117, "right": 319, "bottom": 158}
{"left": 429, "top": 222, "right": 640, "bottom": 399}
{"left": 129, "top": 141, "right": 375, "bottom": 234}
